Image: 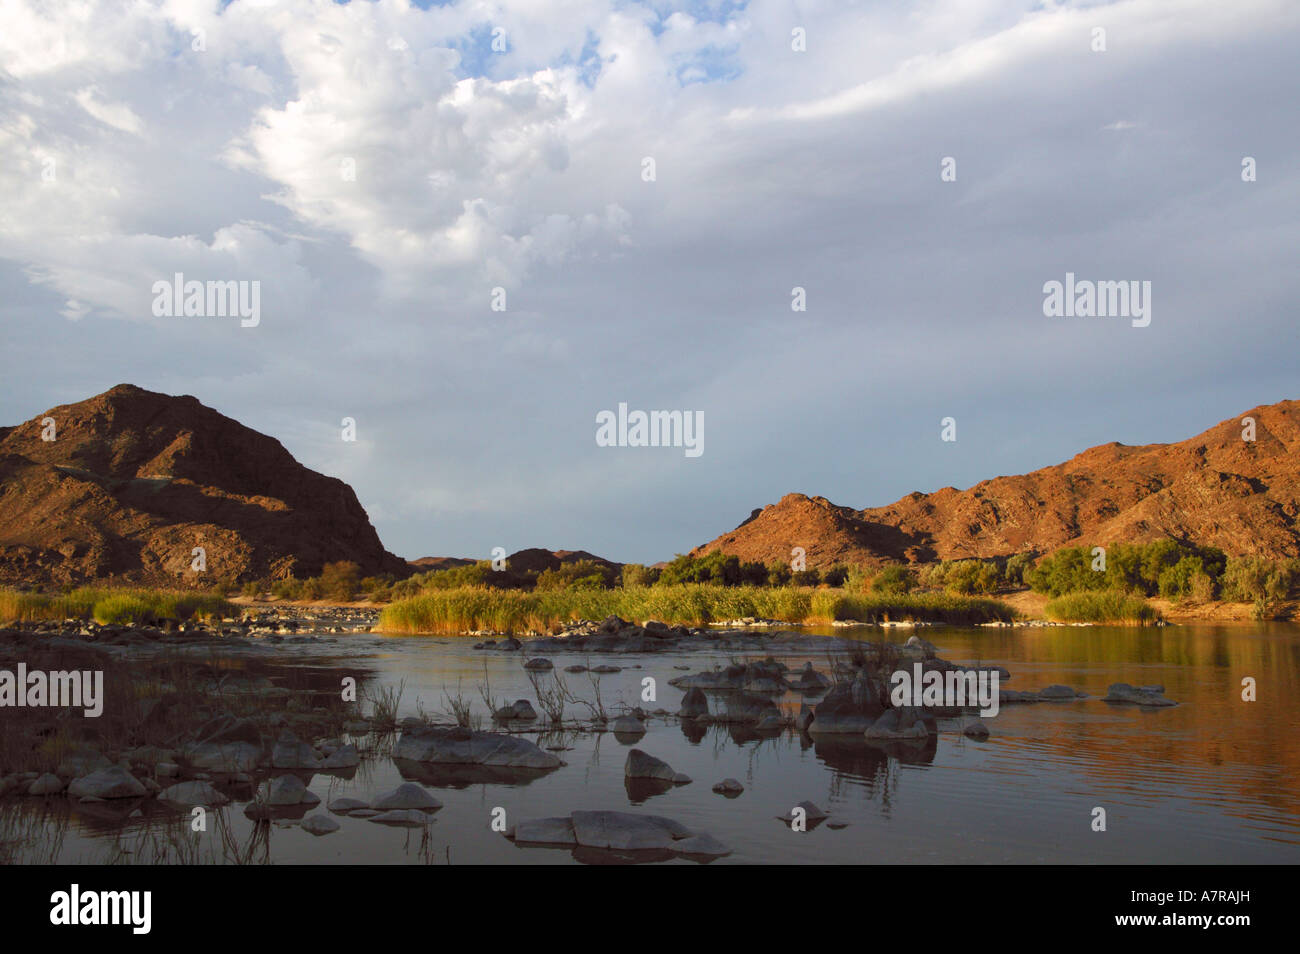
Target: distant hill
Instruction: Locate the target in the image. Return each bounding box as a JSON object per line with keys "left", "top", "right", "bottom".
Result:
{"left": 0, "top": 384, "right": 408, "bottom": 586}
{"left": 692, "top": 401, "right": 1300, "bottom": 566}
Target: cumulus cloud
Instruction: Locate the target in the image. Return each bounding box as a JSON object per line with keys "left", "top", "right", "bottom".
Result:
{"left": 1, "top": 0, "right": 1298, "bottom": 562}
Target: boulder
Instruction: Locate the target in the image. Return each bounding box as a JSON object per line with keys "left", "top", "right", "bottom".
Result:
{"left": 807, "top": 670, "right": 887, "bottom": 735}
{"left": 28, "top": 773, "right": 64, "bottom": 795}
{"left": 677, "top": 687, "right": 709, "bottom": 720}
{"left": 610, "top": 715, "right": 646, "bottom": 738}
{"left": 865, "top": 706, "right": 936, "bottom": 740}
{"left": 67, "top": 767, "right": 146, "bottom": 800}
{"left": 272, "top": 730, "right": 321, "bottom": 769}
{"left": 320, "top": 744, "right": 360, "bottom": 769}
{"left": 960, "top": 717, "right": 990, "bottom": 740}
{"left": 715, "top": 692, "right": 782, "bottom": 725}
{"left": 266, "top": 775, "right": 319, "bottom": 806}
{"left": 624, "top": 749, "right": 676, "bottom": 781}
{"left": 181, "top": 741, "right": 260, "bottom": 773}
{"left": 523, "top": 658, "right": 554, "bottom": 671}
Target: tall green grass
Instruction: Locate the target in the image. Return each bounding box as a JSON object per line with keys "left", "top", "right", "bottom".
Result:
{"left": 0, "top": 588, "right": 234, "bottom": 626}
{"left": 1043, "top": 590, "right": 1159, "bottom": 624}
{"left": 378, "top": 584, "right": 1015, "bottom": 635}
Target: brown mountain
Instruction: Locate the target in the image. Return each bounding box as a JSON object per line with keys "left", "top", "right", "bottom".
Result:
{"left": 692, "top": 401, "right": 1300, "bottom": 566}
{"left": 0, "top": 384, "right": 408, "bottom": 586}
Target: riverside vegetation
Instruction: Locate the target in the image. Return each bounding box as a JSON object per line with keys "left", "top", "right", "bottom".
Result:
{"left": 7, "top": 538, "right": 1296, "bottom": 634}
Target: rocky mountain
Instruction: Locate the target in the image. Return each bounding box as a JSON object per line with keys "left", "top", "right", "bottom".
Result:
{"left": 0, "top": 384, "right": 408, "bottom": 586}
{"left": 692, "top": 401, "right": 1300, "bottom": 566}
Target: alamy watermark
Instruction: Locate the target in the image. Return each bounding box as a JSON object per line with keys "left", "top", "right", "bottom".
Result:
{"left": 890, "top": 663, "right": 1000, "bottom": 717}
{"left": 0, "top": 665, "right": 103, "bottom": 717}
{"left": 595, "top": 403, "right": 703, "bottom": 458}
{"left": 1042, "top": 272, "right": 1150, "bottom": 327}
{"left": 151, "top": 272, "right": 260, "bottom": 327}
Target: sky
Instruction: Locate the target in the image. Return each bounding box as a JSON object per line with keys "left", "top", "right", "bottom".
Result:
{"left": 1, "top": 0, "right": 1297, "bottom": 564}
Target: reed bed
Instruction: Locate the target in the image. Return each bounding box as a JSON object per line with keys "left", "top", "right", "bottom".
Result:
{"left": 377, "top": 584, "right": 1015, "bottom": 635}
{"left": 0, "top": 588, "right": 234, "bottom": 625}
{"left": 1043, "top": 590, "right": 1159, "bottom": 624}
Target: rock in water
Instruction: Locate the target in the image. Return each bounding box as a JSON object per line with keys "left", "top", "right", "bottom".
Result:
{"left": 266, "top": 775, "right": 319, "bottom": 806}
{"left": 570, "top": 811, "right": 689, "bottom": 851}
{"left": 393, "top": 726, "right": 561, "bottom": 769}
{"left": 272, "top": 730, "right": 321, "bottom": 769}
{"left": 624, "top": 749, "right": 677, "bottom": 781}
{"left": 511, "top": 817, "right": 578, "bottom": 846}
{"left": 27, "top": 773, "right": 64, "bottom": 796}
{"left": 678, "top": 687, "right": 709, "bottom": 719}
{"left": 159, "top": 781, "right": 229, "bottom": 806}
{"left": 67, "top": 767, "right": 146, "bottom": 800}
{"left": 371, "top": 783, "right": 442, "bottom": 812}
{"left": 1103, "top": 683, "right": 1177, "bottom": 707}
{"left": 301, "top": 814, "right": 341, "bottom": 836}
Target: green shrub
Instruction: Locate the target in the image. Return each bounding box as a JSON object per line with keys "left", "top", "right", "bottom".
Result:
{"left": 871, "top": 565, "right": 916, "bottom": 595}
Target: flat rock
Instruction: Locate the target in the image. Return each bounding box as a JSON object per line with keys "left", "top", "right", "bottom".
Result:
{"left": 372, "top": 782, "right": 442, "bottom": 812}
{"left": 301, "top": 814, "right": 341, "bottom": 836}
{"left": 512, "top": 816, "right": 578, "bottom": 846}
{"left": 393, "top": 726, "right": 561, "bottom": 769}
{"left": 570, "top": 811, "right": 690, "bottom": 851}
{"left": 328, "top": 797, "right": 370, "bottom": 814}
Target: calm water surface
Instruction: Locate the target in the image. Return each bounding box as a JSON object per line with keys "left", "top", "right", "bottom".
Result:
{"left": 17, "top": 622, "right": 1300, "bottom": 865}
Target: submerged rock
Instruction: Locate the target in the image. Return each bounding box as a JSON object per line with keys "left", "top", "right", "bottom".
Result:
{"left": 1103, "top": 683, "right": 1177, "bottom": 707}
{"left": 712, "top": 778, "right": 744, "bottom": 796}
{"left": 369, "top": 809, "right": 435, "bottom": 827}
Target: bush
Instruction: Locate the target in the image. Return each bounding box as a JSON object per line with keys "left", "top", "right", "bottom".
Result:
{"left": 871, "top": 565, "right": 916, "bottom": 595}
{"left": 320, "top": 561, "right": 362, "bottom": 601}
{"left": 621, "top": 563, "right": 661, "bottom": 587}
